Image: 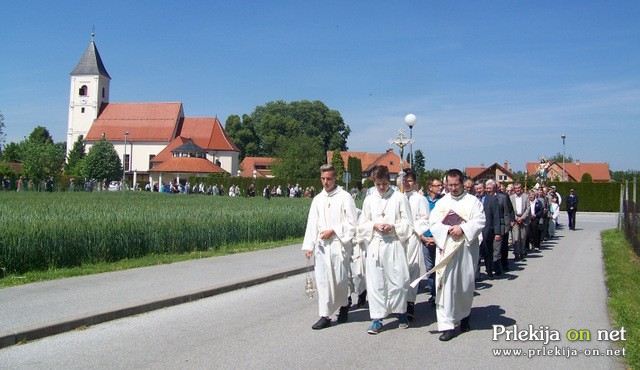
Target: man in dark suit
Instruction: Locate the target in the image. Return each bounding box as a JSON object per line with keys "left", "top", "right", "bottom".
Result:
{"left": 475, "top": 182, "right": 501, "bottom": 279}
{"left": 566, "top": 188, "right": 578, "bottom": 230}
{"left": 487, "top": 180, "right": 515, "bottom": 274}
{"left": 527, "top": 190, "right": 545, "bottom": 252}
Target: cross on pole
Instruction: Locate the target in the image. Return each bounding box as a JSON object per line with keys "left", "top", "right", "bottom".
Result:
{"left": 388, "top": 129, "right": 415, "bottom": 190}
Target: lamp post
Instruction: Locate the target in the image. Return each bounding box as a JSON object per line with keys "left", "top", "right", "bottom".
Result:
{"left": 561, "top": 134, "right": 566, "bottom": 182}
{"left": 123, "top": 131, "right": 129, "bottom": 183}
{"left": 404, "top": 114, "right": 417, "bottom": 168}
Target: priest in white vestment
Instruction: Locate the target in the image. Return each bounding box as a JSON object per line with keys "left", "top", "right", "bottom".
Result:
{"left": 358, "top": 165, "right": 413, "bottom": 334}
{"left": 303, "top": 165, "right": 358, "bottom": 330}
{"left": 429, "top": 169, "right": 485, "bottom": 341}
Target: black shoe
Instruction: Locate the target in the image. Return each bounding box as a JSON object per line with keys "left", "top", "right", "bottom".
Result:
{"left": 439, "top": 329, "right": 456, "bottom": 341}
{"left": 406, "top": 302, "right": 415, "bottom": 322}
{"left": 460, "top": 316, "right": 471, "bottom": 332}
{"left": 502, "top": 265, "right": 510, "bottom": 272}
{"left": 312, "top": 317, "right": 331, "bottom": 330}
{"left": 337, "top": 305, "right": 349, "bottom": 323}
{"left": 356, "top": 290, "right": 367, "bottom": 308}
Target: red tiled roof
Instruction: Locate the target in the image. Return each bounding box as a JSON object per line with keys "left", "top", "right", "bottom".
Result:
{"left": 239, "top": 157, "right": 276, "bottom": 178}
{"left": 148, "top": 157, "right": 227, "bottom": 173}
{"left": 526, "top": 162, "right": 610, "bottom": 182}
{"left": 179, "top": 118, "right": 240, "bottom": 152}
{"left": 465, "top": 167, "right": 486, "bottom": 179}
{"left": 150, "top": 137, "right": 189, "bottom": 163}
{"left": 85, "top": 102, "right": 183, "bottom": 142}
{"left": 466, "top": 163, "right": 514, "bottom": 181}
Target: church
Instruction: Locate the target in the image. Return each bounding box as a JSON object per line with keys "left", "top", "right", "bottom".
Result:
{"left": 67, "top": 34, "right": 240, "bottom": 187}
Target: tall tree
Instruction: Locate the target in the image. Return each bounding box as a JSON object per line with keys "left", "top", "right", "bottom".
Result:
{"left": 65, "top": 135, "right": 86, "bottom": 176}
{"left": 250, "top": 100, "right": 350, "bottom": 158}
{"left": 83, "top": 137, "right": 122, "bottom": 181}
{"left": 271, "top": 134, "right": 324, "bottom": 179}
{"left": 413, "top": 150, "right": 426, "bottom": 176}
{"left": 21, "top": 140, "right": 66, "bottom": 188}
{"left": 225, "top": 114, "right": 260, "bottom": 161}
{"left": 331, "top": 150, "right": 345, "bottom": 182}
{"left": 347, "top": 156, "right": 363, "bottom": 186}
{"left": 27, "top": 126, "right": 54, "bottom": 145}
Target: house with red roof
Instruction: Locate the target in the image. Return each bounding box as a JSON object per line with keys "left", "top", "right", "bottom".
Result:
{"left": 239, "top": 157, "right": 277, "bottom": 179}
{"left": 525, "top": 161, "right": 610, "bottom": 182}
{"left": 465, "top": 162, "right": 515, "bottom": 183}
{"left": 68, "top": 35, "right": 239, "bottom": 186}
{"left": 327, "top": 149, "right": 408, "bottom": 183}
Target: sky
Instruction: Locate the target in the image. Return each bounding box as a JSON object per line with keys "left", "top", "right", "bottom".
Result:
{"left": 1, "top": 1, "right": 639, "bottom": 172}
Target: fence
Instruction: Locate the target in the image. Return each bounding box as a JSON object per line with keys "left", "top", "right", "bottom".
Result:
{"left": 619, "top": 179, "right": 639, "bottom": 255}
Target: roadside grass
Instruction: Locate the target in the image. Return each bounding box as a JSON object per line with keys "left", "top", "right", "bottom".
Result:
{"left": 601, "top": 229, "right": 639, "bottom": 370}
{"left": 0, "top": 237, "right": 302, "bottom": 289}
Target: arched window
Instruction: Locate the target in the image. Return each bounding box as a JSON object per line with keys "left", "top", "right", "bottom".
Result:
{"left": 79, "top": 85, "right": 88, "bottom": 96}
{"left": 102, "top": 87, "right": 105, "bottom": 98}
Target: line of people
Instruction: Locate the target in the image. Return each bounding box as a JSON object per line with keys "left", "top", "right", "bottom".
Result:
{"left": 303, "top": 165, "right": 487, "bottom": 341}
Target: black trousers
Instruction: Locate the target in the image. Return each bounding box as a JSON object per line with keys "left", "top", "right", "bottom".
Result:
{"left": 500, "top": 231, "right": 510, "bottom": 269}
{"left": 567, "top": 210, "right": 577, "bottom": 230}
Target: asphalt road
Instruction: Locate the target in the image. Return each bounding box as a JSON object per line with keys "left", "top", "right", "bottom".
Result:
{"left": 0, "top": 213, "right": 627, "bottom": 369}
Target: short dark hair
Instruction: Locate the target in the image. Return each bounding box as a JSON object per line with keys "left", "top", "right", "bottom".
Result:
{"left": 445, "top": 169, "right": 464, "bottom": 183}
{"left": 427, "top": 177, "right": 441, "bottom": 187}
{"left": 373, "top": 165, "right": 390, "bottom": 181}
{"left": 404, "top": 168, "right": 417, "bottom": 181}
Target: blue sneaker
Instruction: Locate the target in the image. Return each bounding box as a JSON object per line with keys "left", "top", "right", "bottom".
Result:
{"left": 398, "top": 314, "right": 409, "bottom": 329}
{"left": 367, "top": 319, "right": 383, "bottom": 335}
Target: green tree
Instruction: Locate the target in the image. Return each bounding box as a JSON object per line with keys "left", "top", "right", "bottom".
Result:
{"left": 581, "top": 173, "right": 593, "bottom": 183}
{"left": 271, "top": 134, "right": 324, "bottom": 179}
{"left": 413, "top": 150, "right": 426, "bottom": 176}
{"left": 21, "top": 140, "right": 66, "bottom": 189}
{"left": 331, "top": 150, "right": 345, "bottom": 181}
{"left": 347, "top": 156, "right": 363, "bottom": 186}
{"left": 65, "top": 135, "right": 86, "bottom": 175}
{"left": 27, "top": 126, "right": 54, "bottom": 145}
{"left": 1, "top": 142, "right": 22, "bottom": 162}
{"left": 83, "top": 137, "right": 122, "bottom": 181}
{"left": 250, "top": 100, "right": 350, "bottom": 157}
{"left": 548, "top": 152, "right": 574, "bottom": 164}
{"left": 225, "top": 114, "right": 260, "bottom": 161}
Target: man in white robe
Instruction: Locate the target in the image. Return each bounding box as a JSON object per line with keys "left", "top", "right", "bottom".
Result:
{"left": 429, "top": 169, "right": 485, "bottom": 341}
{"left": 402, "top": 169, "right": 429, "bottom": 321}
{"left": 348, "top": 209, "right": 367, "bottom": 308}
{"left": 303, "top": 165, "right": 358, "bottom": 330}
{"left": 358, "top": 165, "right": 413, "bottom": 334}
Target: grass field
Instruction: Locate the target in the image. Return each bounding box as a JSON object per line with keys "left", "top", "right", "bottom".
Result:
{"left": 602, "top": 229, "right": 639, "bottom": 370}
{"left": 0, "top": 191, "right": 310, "bottom": 276}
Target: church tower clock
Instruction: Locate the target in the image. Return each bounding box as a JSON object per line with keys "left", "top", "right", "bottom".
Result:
{"left": 67, "top": 33, "right": 111, "bottom": 154}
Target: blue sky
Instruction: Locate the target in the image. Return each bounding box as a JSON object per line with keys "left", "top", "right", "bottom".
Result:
{"left": 1, "top": 1, "right": 639, "bottom": 171}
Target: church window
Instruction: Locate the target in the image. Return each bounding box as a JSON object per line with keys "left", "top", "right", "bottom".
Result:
{"left": 81, "top": 108, "right": 85, "bottom": 113}
{"left": 79, "top": 85, "right": 88, "bottom": 96}
{"left": 102, "top": 87, "right": 105, "bottom": 98}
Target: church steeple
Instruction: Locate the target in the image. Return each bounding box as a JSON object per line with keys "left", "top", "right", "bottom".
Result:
{"left": 67, "top": 32, "right": 111, "bottom": 154}
{"left": 70, "top": 33, "right": 111, "bottom": 79}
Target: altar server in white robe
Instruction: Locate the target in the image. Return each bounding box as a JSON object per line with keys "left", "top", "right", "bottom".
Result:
{"left": 358, "top": 165, "right": 413, "bottom": 334}
{"left": 429, "top": 169, "right": 485, "bottom": 341}
{"left": 303, "top": 164, "right": 358, "bottom": 330}
{"left": 348, "top": 208, "right": 367, "bottom": 308}
{"left": 402, "top": 168, "right": 429, "bottom": 321}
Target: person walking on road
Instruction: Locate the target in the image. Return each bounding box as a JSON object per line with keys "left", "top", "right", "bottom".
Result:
{"left": 357, "top": 165, "right": 413, "bottom": 335}
{"left": 429, "top": 169, "right": 485, "bottom": 341}
{"left": 303, "top": 164, "right": 358, "bottom": 330}
{"left": 567, "top": 188, "right": 578, "bottom": 230}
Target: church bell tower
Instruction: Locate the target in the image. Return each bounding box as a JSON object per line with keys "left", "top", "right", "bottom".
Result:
{"left": 67, "top": 32, "right": 111, "bottom": 153}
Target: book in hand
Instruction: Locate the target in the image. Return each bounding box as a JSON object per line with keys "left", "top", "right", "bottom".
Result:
{"left": 442, "top": 210, "right": 465, "bottom": 226}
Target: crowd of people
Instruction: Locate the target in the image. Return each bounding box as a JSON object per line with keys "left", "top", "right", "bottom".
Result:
{"left": 303, "top": 164, "right": 578, "bottom": 341}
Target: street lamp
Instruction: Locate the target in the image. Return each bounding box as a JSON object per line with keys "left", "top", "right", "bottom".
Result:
{"left": 404, "top": 114, "right": 417, "bottom": 168}
{"left": 123, "top": 131, "right": 129, "bottom": 183}
{"left": 561, "top": 134, "right": 566, "bottom": 182}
